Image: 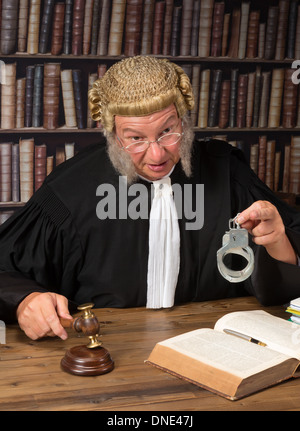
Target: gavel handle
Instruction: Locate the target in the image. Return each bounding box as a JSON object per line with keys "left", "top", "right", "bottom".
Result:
{"left": 60, "top": 317, "right": 82, "bottom": 332}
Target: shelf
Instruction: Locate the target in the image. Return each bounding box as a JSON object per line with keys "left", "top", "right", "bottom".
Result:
{"left": 1, "top": 127, "right": 300, "bottom": 135}
{"left": 0, "top": 202, "right": 25, "bottom": 209}
{"left": 1, "top": 53, "right": 296, "bottom": 65}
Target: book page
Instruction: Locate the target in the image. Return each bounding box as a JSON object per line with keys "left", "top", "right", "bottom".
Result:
{"left": 158, "top": 328, "right": 290, "bottom": 379}
{"left": 214, "top": 310, "right": 300, "bottom": 359}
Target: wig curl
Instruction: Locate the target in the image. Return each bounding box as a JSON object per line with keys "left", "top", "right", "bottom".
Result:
{"left": 88, "top": 56, "right": 194, "bottom": 132}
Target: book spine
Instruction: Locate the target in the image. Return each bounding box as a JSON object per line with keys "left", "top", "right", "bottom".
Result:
{"left": 246, "top": 72, "right": 256, "bottom": 128}
{"left": 258, "top": 135, "right": 267, "bottom": 183}
{"left": 287, "top": 0, "right": 298, "bottom": 59}
{"left": 107, "top": 0, "right": 126, "bottom": 56}
{"left": 34, "top": 144, "right": 47, "bottom": 192}
{"left": 65, "top": 142, "right": 75, "bottom": 160}
{"left": 275, "top": 0, "right": 290, "bottom": 61}
{"left": 274, "top": 151, "right": 281, "bottom": 192}
{"left": 83, "top": 0, "right": 94, "bottom": 55}
{"left": 27, "top": 0, "right": 41, "bottom": 55}
{"left": 289, "top": 136, "right": 300, "bottom": 194}
{"left": 258, "top": 71, "right": 271, "bottom": 128}
{"left": 170, "top": 5, "right": 182, "bottom": 57}
{"left": 227, "top": 8, "right": 240, "bottom": 58}
{"left": 0, "top": 142, "right": 12, "bottom": 202}
{"left": 218, "top": 80, "right": 230, "bottom": 129}
{"left": 221, "top": 13, "right": 230, "bottom": 56}
{"left": 90, "top": 0, "right": 101, "bottom": 55}
{"left": 180, "top": 0, "right": 194, "bottom": 56}
{"left": 61, "top": 69, "right": 77, "bottom": 128}
{"left": 51, "top": 2, "right": 65, "bottom": 56}
{"left": 190, "top": 0, "right": 200, "bottom": 57}
{"left": 282, "top": 68, "right": 298, "bottom": 128}
{"left": 162, "top": 0, "right": 174, "bottom": 56}
{"left": 246, "top": 10, "right": 260, "bottom": 59}
{"left": 124, "top": 0, "right": 144, "bottom": 57}
{"left": 32, "top": 64, "right": 44, "bottom": 128}
{"left": 264, "top": 6, "right": 279, "bottom": 60}
{"left": 43, "top": 63, "right": 61, "bottom": 130}
{"left": 18, "top": 0, "right": 29, "bottom": 52}
{"left": 0, "top": 0, "right": 19, "bottom": 55}
{"left": 97, "top": 0, "right": 111, "bottom": 55}
{"left": 47, "top": 155, "right": 54, "bottom": 176}
{"left": 238, "top": 1, "right": 250, "bottom": 60}
{"left": 282, "top": 144, "right": 290, "bottom": 193}
{"left": 252, "top": 67, "right": 262, "bottom": 128}
{"left": 208, "top": 69, "right": 222, "bottom": 127}
{"left": 152, "top": 0, "right": 166, "bottom": 55}
{"left": 72, "top": 69, "right": 85, "bottom": 129}
{"left": 141, "top": 0, "right": 155, "bottom": 55}
{"left": 295, "top": 5, "right": 300, "bottom": 59}
{"left": 257, "top": 23, "right": 266, "bottom": 59}
{"left": 63, "top": 0, "right": 73, "bottom": 55}
{"left": 190, "top": 65, "right": 201, "bottom": 127}
{"left": 236, "top": 74, "right": 248, "bottom": 128}
{"left": 250, "top": 143, "right": 258, "bottom": 175}
{"left": 268, "top": 68, "right": 284, "bottom": 128}
{"left": 24, "top": 65, "right": 35, "bottom": 128}
{"left": 229, "top": 68, "right": 239, "bottom": 128}
{"left": 72, "top": 0, "right": 85, "bottom": 55}
{"left": 198, "top": 69, "right": 210, "bottom": 128}
{"left": 265, "top": 140, "right": 276, "bottom": 190}
{"left": 87, "top": 72, "right": 97, "bottom": 128}
{"left": 198, "top": 0, "right": 214, "bottom": 57}
{"left": 16, "top": 78, "right": 26, "bottom": 129}
{"left": 210, "top": 1, "right": 225, "bottom": 57}
{"left": 39, "top": 0, "right": 55, "bottom": 54}
{"left": 0, "top": 63, "right": 16, "bottom": 130}
{"left": 12, "top": 142, "right": 20, "bottom": 202}
{"left": 19, "top": 137, "right": 34, "bottom": 203}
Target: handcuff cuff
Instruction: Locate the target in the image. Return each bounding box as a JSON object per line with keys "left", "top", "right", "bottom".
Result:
{"left": 217, "top": 214, "right": 254, "bottom": 283}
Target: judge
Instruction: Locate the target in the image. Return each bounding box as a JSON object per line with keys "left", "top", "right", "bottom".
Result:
{"left": 0, "top": 56, "right": 300, "bottom": 342}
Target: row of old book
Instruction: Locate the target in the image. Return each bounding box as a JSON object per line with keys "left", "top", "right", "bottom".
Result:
{"left": 1, "top": 62, "right": 300, "bottom": 131}
{"left": 214, "top": 135, "right": 300, "bottom": 196}
{"left": 0, "top": 139, "right": 76, "bottom": 208}
{"left": 1, "top": 0, "right": 300, "bottom": 60}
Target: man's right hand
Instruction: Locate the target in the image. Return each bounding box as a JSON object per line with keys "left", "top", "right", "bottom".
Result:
{"left": 16, "top": 292, "right": 73, "bottom": 341}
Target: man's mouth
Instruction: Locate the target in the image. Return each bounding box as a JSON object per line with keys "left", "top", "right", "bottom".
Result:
{"left": 147, "top": 161, "right": 168, "bottom": 172}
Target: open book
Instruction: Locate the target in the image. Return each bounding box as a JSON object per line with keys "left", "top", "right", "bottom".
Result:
{"left": 146, "top": 310, "right": 300, "bottom": 400}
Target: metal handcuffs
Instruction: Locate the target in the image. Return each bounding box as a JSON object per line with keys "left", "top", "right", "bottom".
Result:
{"left": 217, "top": 214, "right": 254, "bottom": 283}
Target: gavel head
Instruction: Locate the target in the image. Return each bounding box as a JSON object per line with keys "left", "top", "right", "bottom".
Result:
{"left": 74, "top": 303, "right": 102, "bottom": 349}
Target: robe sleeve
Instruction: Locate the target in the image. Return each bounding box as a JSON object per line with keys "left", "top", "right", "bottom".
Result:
{"left": 0, "top": 184, "right": 83, "bottom": 322}
{"left": 230, "top": 147, "right": 300, "bottom": 306}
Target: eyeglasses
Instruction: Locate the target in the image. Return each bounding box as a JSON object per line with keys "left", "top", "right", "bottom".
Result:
{"left": 117, "top": 131, "right": 184, "bottom": 154}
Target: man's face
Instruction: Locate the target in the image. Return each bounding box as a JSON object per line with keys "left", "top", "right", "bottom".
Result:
{"left": 114, "top": 105, "right": 182, "bottom": 181}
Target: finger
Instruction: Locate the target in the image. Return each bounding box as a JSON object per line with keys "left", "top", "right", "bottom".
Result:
{"left": 55, "top": 294, "right": 72, "bottom": 320}
{"left": 237, "top": 201, "right": 271, "bottom": 224}
{"left": 41, "top": 298, "right": 68, "bottom": 340}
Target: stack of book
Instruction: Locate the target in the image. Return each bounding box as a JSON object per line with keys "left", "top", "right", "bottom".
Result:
{"left": 0, "top": 0, "right": 300, "bottom": 59}
{"left": 0, "top": 140, "right": 76, "bottom": 207}
{"left": 286, "top": 298, "right": 300, "bottom": 324}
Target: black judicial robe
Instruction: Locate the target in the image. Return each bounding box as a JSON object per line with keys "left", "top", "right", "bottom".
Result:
{"left": 0, "top": 139, "right": 300, "bottom": 322}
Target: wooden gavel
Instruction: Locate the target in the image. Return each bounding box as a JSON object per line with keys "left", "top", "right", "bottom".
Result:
{"left": 60, "top": 302, "right": 102, "bottom": 349}
{"left": 60, "top": 302, "right": 114, "bottom": 376}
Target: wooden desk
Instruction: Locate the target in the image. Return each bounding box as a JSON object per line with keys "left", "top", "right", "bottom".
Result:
{"left": 0, "top": 296, "right": 300, "bottom": 411}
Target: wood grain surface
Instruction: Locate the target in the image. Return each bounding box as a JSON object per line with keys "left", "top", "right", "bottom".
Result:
{"left": 0, "top": 297, "right": 299, "bottom": 411}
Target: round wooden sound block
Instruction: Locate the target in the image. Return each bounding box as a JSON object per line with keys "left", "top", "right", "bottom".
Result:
{"left": 61, "top": 345, "right": 114, "bottom": 376}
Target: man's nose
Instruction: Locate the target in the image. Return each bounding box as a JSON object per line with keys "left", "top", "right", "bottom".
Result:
{"left": 147, "top": 141, "right": 166, "bottom": 160}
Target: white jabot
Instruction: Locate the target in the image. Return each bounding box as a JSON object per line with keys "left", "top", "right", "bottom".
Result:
{"left": 146, "top": 176, "right": 180, "bottom": 308}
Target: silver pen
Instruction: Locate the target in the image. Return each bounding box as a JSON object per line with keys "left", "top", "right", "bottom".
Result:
{"left": 223, "top": 328, "right": 267, "bottom": 347}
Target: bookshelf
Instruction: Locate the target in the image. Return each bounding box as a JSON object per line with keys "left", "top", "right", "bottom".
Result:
{"left": 0, "top": 0, "right": 300, "bottom": 224}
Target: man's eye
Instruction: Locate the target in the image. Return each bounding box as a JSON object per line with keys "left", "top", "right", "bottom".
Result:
{"left": 161, "top": 127, "right": 172, "bottom": 135}
{"left": 131, "top": 136, "right": 143, "bottom": 142}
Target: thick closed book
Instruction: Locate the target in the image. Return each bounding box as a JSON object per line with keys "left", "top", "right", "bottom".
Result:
{"left": 146, "top": 310, "right": 300, "bottom": 401}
